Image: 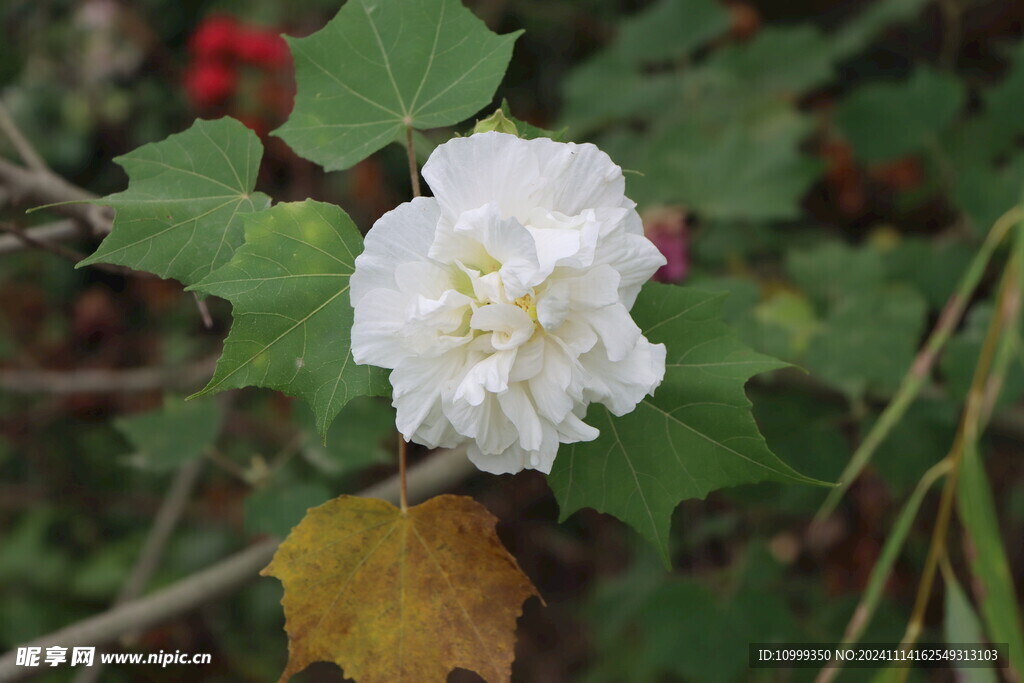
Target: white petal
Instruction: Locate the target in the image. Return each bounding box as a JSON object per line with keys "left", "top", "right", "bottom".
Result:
{"left": 351, "top": 197, "right": 440, "bottom": 306}
{"left": 446, "top": 393, "right": 518, "bottom": 456}
{"left": 350, "top": 288, "right": 409, "bottom": 368}
{"left": 466, "top": 424, "right": 560, "bottom": 475}
{"left": 422, "top": 132, "right": 630, "bottom": 223}
{"left": 554, "top": 411, "right": 600, "bottom": 444}
{"left": 581, "top": 338, "right": 666, "bottom": 415}
{"left": 497, "top": 383, "right": 543, "bottom": 451}
{"left": 582, "top": 303, "right": 642, "bottom": 363}
{"left": 470, "top": 303, "right": 535, "bottom": 350}
{"left": 528, "top": 340, "right": 577, "bottom": 424}
{"left": 595, "top": 230, "right": 666, "bottom": 309}
{"left": 392, "top": 353, "right": 469, "bottom": 445}
{"left": 452, "top": 349, "right": 517, "bottom": 405}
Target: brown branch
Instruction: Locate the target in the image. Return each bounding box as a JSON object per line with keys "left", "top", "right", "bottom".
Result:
{"left": 0, "top": 356, "right": 218, "bottom": 395}
{"left": 0, "top": 156, "right": 109, "bottom": 235}
{"left": 0, "top": 220, "right": 88, "bottom": 255}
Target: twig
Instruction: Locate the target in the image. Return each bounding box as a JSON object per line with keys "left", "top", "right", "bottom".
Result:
{"left": 0, "top": 356, "right": 218, "bottom": 395}
{"left": 815, "top": 205, "right": 1022, "bottom": 521}
{"left": 0, "top": 156, "right": 108, "bottom": 234}
{"left": 0, "top": 102, "right": 48, "bottom": 173}
{"left": 204, "top": 448, "right": 251, "bottom": 483}
{"left": 0, "top": 220, "right": 85, "bottom": 256}
{"left": 72, "top": 458, "right": 206, "bottom": 683}
{"left": 405, "top": 125, "right": 421, "bottom": 198}
{"left": 0, "top": 446, "right": 474, "bottom": 682}
{"left": 0, "top": 222, "right": 133, "bottom": 277}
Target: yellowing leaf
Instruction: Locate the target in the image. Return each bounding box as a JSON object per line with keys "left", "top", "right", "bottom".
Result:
{"left": 262, "top": 494, "right": 540, "bottom": 683}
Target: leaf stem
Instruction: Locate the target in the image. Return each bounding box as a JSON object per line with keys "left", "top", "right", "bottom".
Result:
{"left": 405, "top": 126, "right": 421, "bottom": 198}
{"left": 398, "top": 435, "right": 408, "bottom": 512}
{"left": 815, "top": 204, "right": 1022, "bottom": 521}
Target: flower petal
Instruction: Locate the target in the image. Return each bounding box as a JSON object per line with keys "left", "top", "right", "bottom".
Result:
{"left": 351, "top": 197, "right": 440, "bottom": 305}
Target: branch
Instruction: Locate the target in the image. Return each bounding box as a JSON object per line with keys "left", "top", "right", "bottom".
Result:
{"left": 0, "top": 220, "right": 83, "bottom": 256}
{"left": 0, "top": 446, "right": 475, "bottom": 682}
{"left": 0, "top": 102, "right": 48, "bottom": 173}
{"left": 0, "top": 356, "right": 218, "bottom": 395}
{"left": 0, "top": 156, "right": 109, "bottom": 234}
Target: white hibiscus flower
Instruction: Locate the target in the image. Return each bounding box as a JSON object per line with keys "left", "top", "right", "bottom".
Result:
{"left": 350, "top": 132, "right": 667, "bottom": 475}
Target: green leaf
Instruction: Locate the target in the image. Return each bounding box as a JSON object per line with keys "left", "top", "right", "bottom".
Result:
{"left": 275, "top": 0, "right": 521, "bottom": 171}
{"left": 787, "top": 241, "right": 887, "bottom": 310}
{"left": 116, "top": 396, "right": 223, "bottom": 472}
{"left": 957, "top": 443, "right": 1024, "bottom": 676}
{"left": 830, "top": 0, "right": 930, "bottom": 59}
{"left": 189, "top": 200, "right": 389, "bottom": 436}
{"left": 836, "top": 69, "right": 964, "bottom": 163}
{"left": 951, "top": 40, "right": 1024, "bottom": 165}
{"left": 586, "top": 546, "right": 796, "bottom": 683}
{"left": 296, "top": 396, "right": 394, "bottom": 477}
{"left": 636, "top": 106, "right": 821, "bottom": 219}
{"left": 612, "top": 0, "right": 730, "bottom": 66}
{"left": 79, "top": 118, "right": 270, "bottom": 285}
{"left": 944, "top": 567, "right": 998, "bottom": 683}
{"left": 561, "top": 0, "right": 728, "bottom": 133}
{"left": 244, "top": 481, "right": 332, "bottom": 539}
{"left": 804, "top": 286, "right": 927, "bottom": 398}
{"left": 547, "top": 283, "right": 826, "bottom": 563}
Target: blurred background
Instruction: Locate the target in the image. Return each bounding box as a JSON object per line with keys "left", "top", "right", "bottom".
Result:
{"left": 1, "top": 0, "right": 1023, "bottom": 680}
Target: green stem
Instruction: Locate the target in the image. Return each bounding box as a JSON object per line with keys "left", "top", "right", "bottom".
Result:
{"left": 815, "top": 205, "right": 1022, "bottom": 521}
{"left": 894, "top": 219, "right": 1023, "bottom": 683}
{"left": 814, "top": 459, "right": 950, "bottom": 683}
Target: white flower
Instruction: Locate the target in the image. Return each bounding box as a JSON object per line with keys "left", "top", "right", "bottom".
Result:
{"left": 350, "top": 132, "right": 667, "bottom": 475}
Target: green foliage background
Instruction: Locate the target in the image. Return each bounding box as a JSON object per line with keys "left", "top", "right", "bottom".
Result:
{"left": 1, "top": 0, "right": 1023, "bottom": 681}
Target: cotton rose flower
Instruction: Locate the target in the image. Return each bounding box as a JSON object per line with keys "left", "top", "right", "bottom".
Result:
{"left": 350, "top": 132, "right": 667, "bottom": 475}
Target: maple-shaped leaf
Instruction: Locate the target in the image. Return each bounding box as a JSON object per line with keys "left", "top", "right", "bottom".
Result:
{"left": 263, "top": 494, "right": 540, "bottom": 683}
{"left": 275, "top": 0, "right": 522, "bottom": 171}
{"left": 547, "top": 283, "right": 827, "bottom": 564}
{"left": 189, "top": 200, "right": 387, "bottom": 436}
{"left": 78, "top": 117, "right": 270, "bottom": 285}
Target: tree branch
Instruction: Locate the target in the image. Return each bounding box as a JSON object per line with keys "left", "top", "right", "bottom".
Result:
{"left": 0, "top": 156, "right": 109, "bottom": 235}
{"left": 0, "top": 220, "right": 84, "bottom": 256}
{"left": 0, "top": 446, "right": 475, "bottom": 682}
{"left": 0, "top": 102, "right": 48, "bottom": 173}
{"left": 0, "top": 356, "right": 218, "bottom": 395}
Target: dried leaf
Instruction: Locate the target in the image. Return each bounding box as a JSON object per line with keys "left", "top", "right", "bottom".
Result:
{"left": 262, "top": 494, "right": 540, "bottom": 683}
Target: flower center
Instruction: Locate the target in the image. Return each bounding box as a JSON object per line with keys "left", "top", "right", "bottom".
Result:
{"left": 512, "top": 293, "right": 537, "bottom": 322}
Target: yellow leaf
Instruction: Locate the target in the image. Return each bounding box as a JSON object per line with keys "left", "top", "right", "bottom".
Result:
{"left": 262, "top": 494, "right": 541, "bottom": 682}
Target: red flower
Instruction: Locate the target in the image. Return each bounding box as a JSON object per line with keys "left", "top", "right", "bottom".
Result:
{"left": 184, "top": 62, "right": 237, "bottom": 107}
{"left": 235, "top": 28, "right": 290, "bottom": 68}
{"left": 188, "top": 15, "right": 239, "bottom": 59}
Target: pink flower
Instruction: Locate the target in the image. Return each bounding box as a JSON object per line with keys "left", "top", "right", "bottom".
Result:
{"left": 643, "top": 206, "right": 690, "bottom": 283}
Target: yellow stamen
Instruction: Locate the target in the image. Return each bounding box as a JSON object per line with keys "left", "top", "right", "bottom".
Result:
{"left": 513, "top": 293, "right": 538, "bottom": 321}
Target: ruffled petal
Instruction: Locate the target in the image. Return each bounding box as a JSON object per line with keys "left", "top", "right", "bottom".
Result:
{"left": 422, "top": 132, "right": 630, "bottom": 223}
{"left": 350, "top": 287, "right": 409, "bottom": 368}
{"left": 351, "top": 197, "right": 441, "bottom": 305}
{"left": 580, "top": 338, "right": 666, "bottom": 415}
